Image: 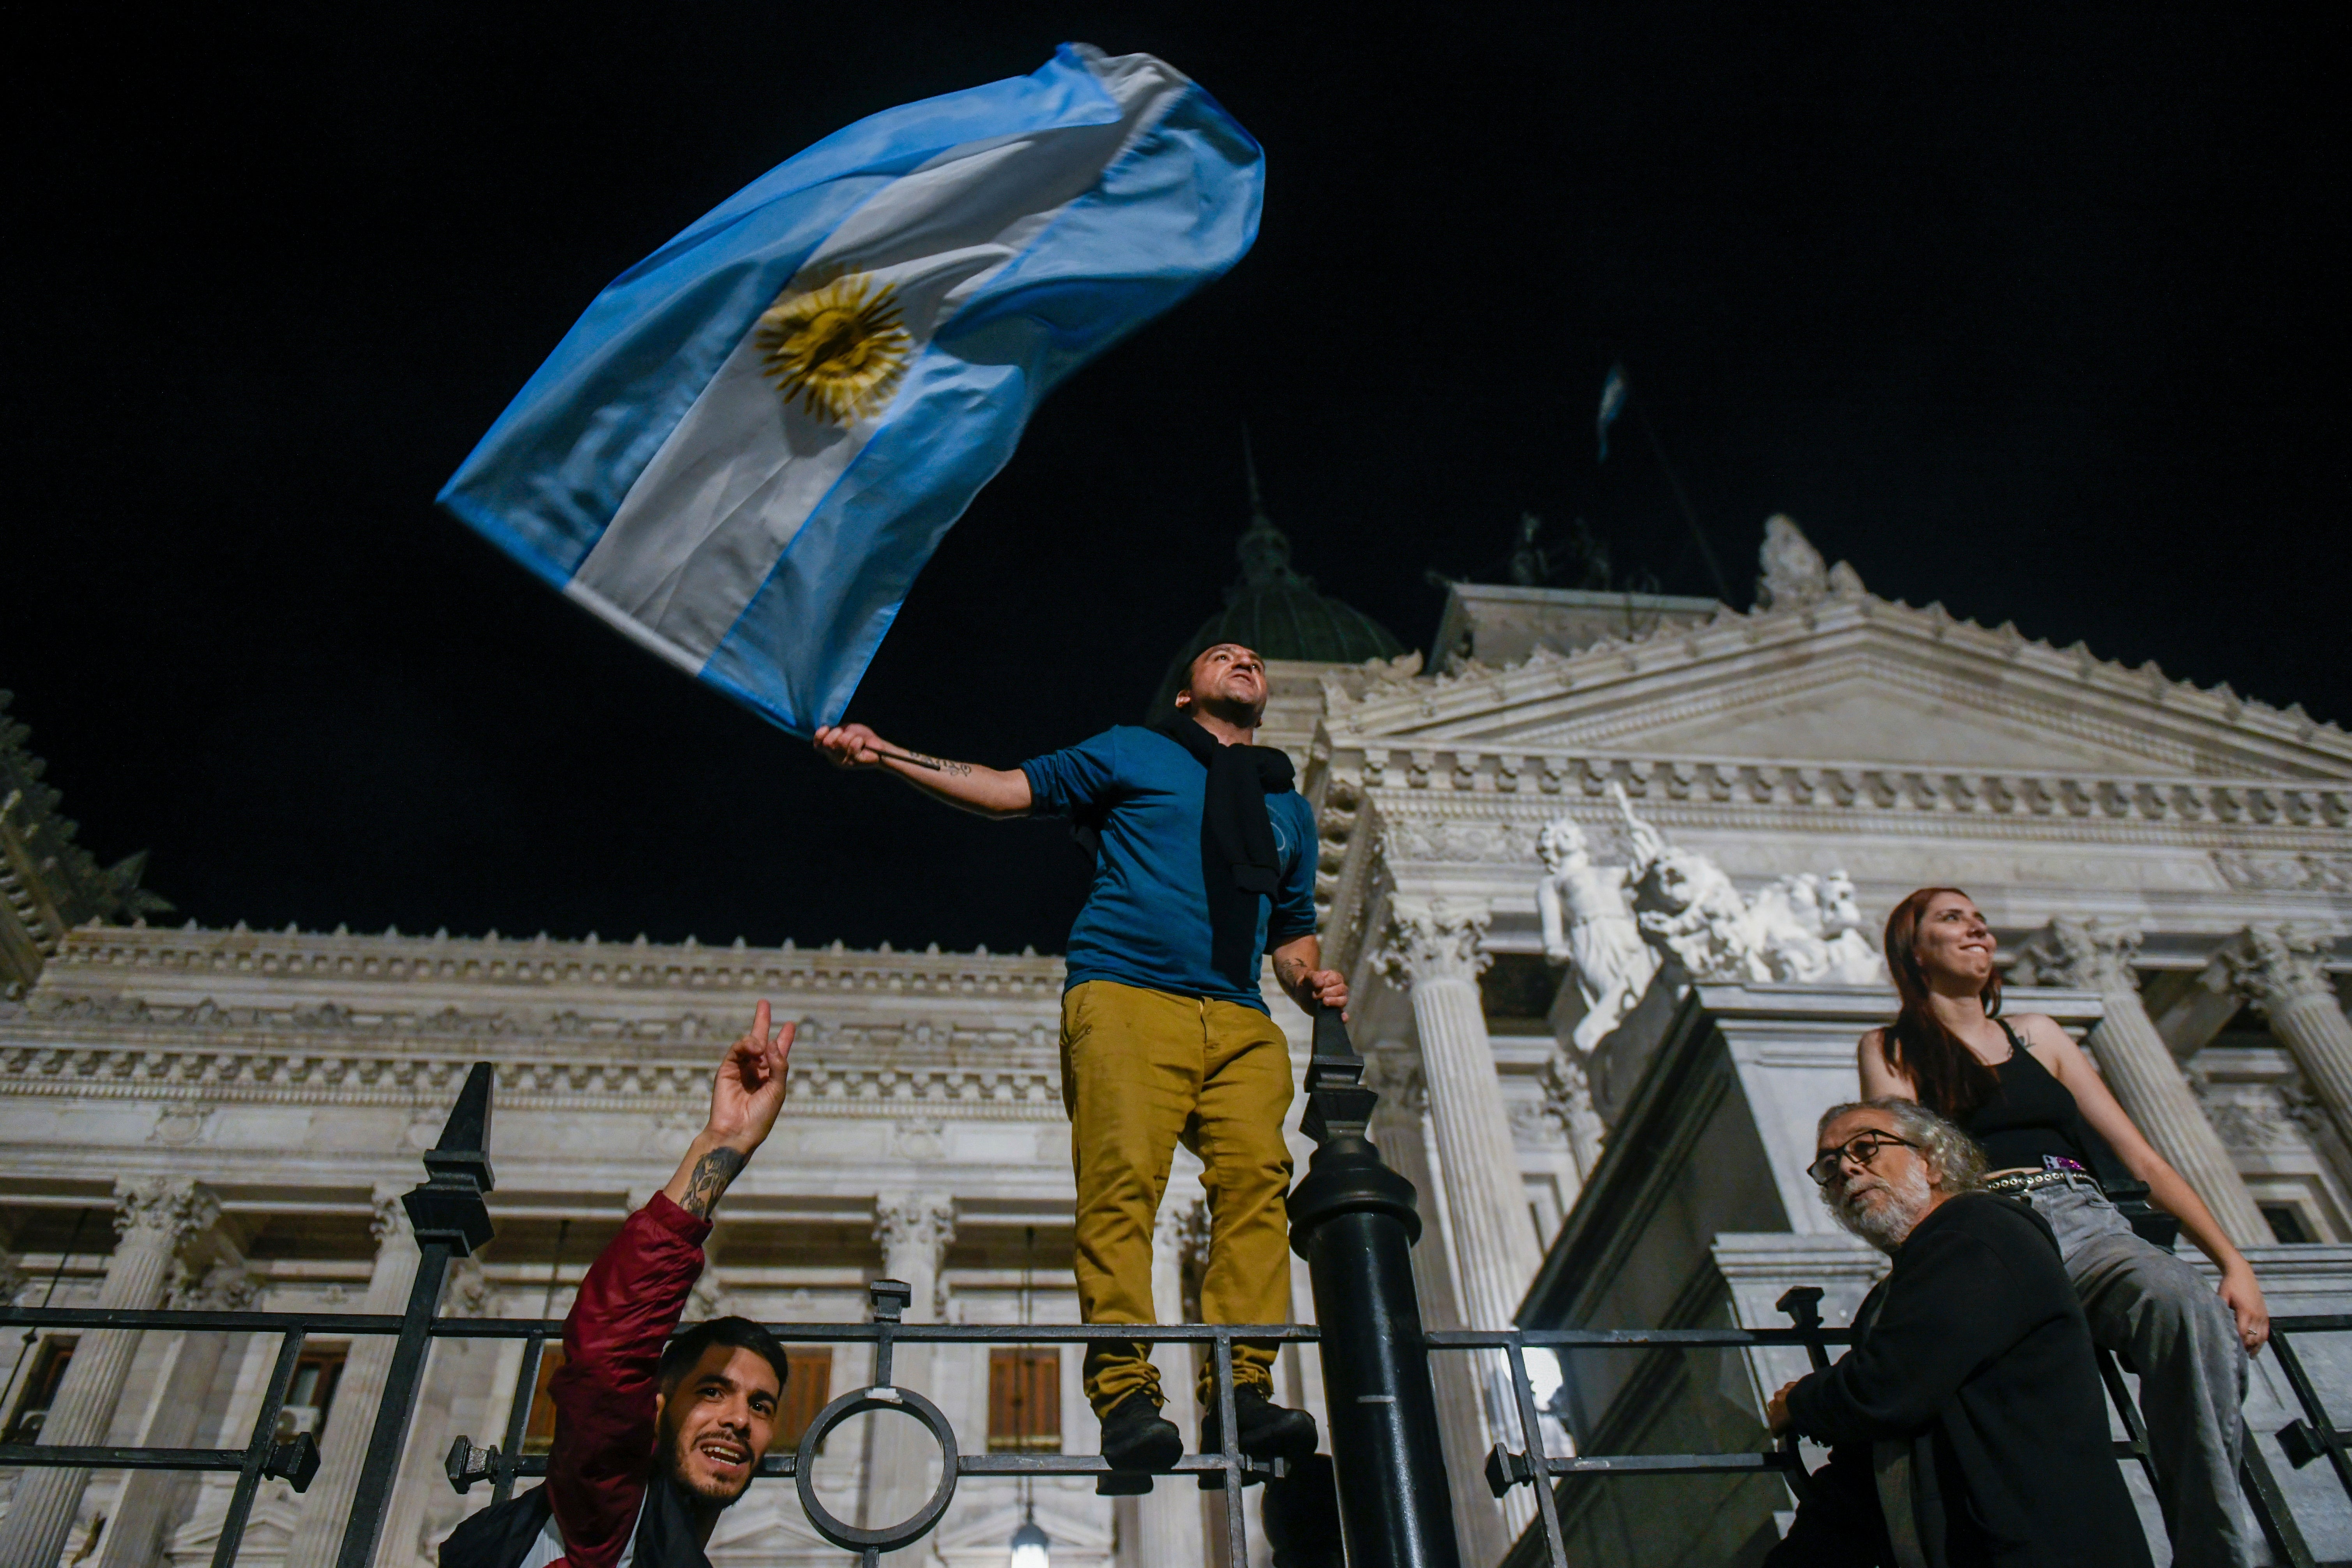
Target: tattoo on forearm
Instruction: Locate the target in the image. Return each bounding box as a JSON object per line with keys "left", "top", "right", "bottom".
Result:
{"left": 680, "top": 1147, "right": 747, "bottom": 1218}
{"left": 1275, "top": 956, "right": 1312, "bottom": 996}
{"left": 906, "top": 753, "right": 972, "bottom": 777}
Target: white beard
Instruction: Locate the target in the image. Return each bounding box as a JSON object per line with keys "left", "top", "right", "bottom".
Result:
{"left": 1833, "top": 1164, "right": 1934, "bottom": 1254}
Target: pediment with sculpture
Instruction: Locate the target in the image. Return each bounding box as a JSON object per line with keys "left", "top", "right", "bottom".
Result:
{"left": 1320, "top": 518, "right": 2352, "bottom": 783}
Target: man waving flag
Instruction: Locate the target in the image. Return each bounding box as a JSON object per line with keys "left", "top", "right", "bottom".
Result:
{"left": 438, "top": 45, "right": 1262, "bottom": 734}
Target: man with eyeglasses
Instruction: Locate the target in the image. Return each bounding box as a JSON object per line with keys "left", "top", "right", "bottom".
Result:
{"left": 1764, "top": 1098, "right": 2152, "bottom": 1567}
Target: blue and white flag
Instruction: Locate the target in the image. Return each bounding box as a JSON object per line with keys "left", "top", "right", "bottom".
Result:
{"left": 1595, "top": 361, "right": 1628, "bottom": 463}
{"left": 438, "top": 45, "right": 1262, "bottom": 734}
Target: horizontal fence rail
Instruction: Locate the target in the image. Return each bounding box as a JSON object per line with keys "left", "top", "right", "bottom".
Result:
{"left": 9, "top": 1299, "right": 2350, "bottom": 1566}
{"left": 6, "top": 1049, "right": 2352, "bottom": 1568}
{"left": 1440, "top": 1303, "right": 2352, "bottom": 1568}
{"left": 0, "top": 1299, "right": 1316, "bottom": 1568}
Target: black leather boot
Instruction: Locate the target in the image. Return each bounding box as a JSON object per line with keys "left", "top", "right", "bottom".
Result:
{"left": 1098, "top": 1388, "right": 1183, "bottom": 1473}
{"left": 1200, "top": 1384, "right": 1320, "bottom": 1462}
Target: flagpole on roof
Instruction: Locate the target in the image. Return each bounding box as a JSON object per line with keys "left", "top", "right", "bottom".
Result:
{"left": 1597, "top": 361, "right": 1734, "bottom": 603}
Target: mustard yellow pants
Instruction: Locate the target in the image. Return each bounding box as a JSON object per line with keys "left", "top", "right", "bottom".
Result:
{"left": 1060, "top": 979, "right": 1296, "bottom": 1415}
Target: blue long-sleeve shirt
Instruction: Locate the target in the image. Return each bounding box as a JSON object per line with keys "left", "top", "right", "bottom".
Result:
{"left": 1020, "top": 725, "right": 1318, "bottom": 1011}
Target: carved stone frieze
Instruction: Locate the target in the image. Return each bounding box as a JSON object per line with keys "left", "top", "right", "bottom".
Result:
{"left": 2212, "top": 851, "right": 2352, "bottom": 893}
{"left": 149, "top": 1101, "right": 217, "bottom": 1147}
{"left": 1322, "top": 744, "right": 2352, "bottom": 844}
{"left": 0, "top": 1042, "right": 1066, "bottom": 1119}
{"left": 891, "top": 1119, "right": 947, "bottom": 1161}
{"left": 1379, "top": 817, "right": 1539, "bottom": 866}
{"left": 16, "top": 992, "right": 1057, "bottom": 1054}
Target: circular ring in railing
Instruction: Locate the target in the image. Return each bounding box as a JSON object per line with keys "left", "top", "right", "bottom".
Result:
{"left": 793, "top": 1383, "right": 960, "bottom": 1554}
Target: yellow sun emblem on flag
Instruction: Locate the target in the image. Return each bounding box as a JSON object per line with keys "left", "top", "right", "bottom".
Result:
{"left": 754, "top": 271, "right": 912, "bottom": 425}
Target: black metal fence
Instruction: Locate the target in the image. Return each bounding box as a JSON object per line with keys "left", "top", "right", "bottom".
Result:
{"left": 1463, "top": 1295, "right": 2352, "bottom": 1568}
{"left": 3, "top": 1043, "right": 2351, "bottom": 1568}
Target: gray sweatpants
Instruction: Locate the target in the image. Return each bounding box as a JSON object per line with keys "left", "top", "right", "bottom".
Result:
{"left": 2019, "top": 1176, "right": 2252, "bottom": 1568}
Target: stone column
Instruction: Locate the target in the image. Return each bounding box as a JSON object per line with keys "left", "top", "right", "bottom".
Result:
{"left": 1117, "top": 1197, "right": 1207, "bottom": 1568}
{"left": 1377, "top": 899, "right": 1543, "bottom": 1336}
{"left": 369, "top": 1257, "right": 497, "bottom": 1568}
{"left": 2018, "top": 917, "right": 2271, "bottom": 1247}
{"left": 98, "top": 1263, "right": 260, "bottom": 1568}
{"left": 285, "top": 1184, "right": 421, "bottom": 1568}
{"left": 1377, "top": 898, "right": 1541, "bottom": 1540}
{"left": 0, "top": 1177, "right": 219, "bottom": 1568}
{"left": 1367, "top": 1049, "right": 1513, "bottom": 1568}
{"left": 865, "top": 1193, "right": 955, "bottom": 1543}
{"left": 2227, "top": 923, "right": 2352, "bottom": 1156}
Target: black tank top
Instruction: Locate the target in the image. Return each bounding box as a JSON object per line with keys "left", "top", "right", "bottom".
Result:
{"left": 1954, "top": 1020, "right": 2094, "bottom": 1173}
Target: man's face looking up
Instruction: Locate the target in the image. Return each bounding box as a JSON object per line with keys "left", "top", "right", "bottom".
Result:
{"left": 1816, "top": 1107, "right": 1937, "bottom": 1252}
{"left": 656, "top": 1343, "right": 781, "bottom": 1507}
{"left": 1179, "top": 643, "right": 1267, "bottom": 723}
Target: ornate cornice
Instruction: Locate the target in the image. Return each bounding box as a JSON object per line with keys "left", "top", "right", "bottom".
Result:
{"left": 1310, "top": 744, "right": 2352, "bottom": 871}
{"left": 36, "top": 923, "right": 1066, "bottom": 999}
{"left": 6, "top": 923, "right": 1070, "bottom": 1118}
{"left": 0, "top": 1040, "right": 1065, "bottom": 1120}
{"left": 9, "top": 992, "right": 1056, "bottom": 1050}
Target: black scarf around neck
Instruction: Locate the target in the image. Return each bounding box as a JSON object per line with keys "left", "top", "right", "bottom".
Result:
{"left": 1150, "top": 714, "right": 1297, "bottom": 989}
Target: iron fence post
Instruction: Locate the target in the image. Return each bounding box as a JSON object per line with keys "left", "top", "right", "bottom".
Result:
{"left": 334, "top": 1062, "right": 499, "bottom": 1568}
{"left": 1287, "top": 1006, "right": 1462, "bottom": 1568}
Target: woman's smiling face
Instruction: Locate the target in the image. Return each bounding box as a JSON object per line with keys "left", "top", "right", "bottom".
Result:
{"left": 1912, "top": 890, "right": 1996, "bottom": 985}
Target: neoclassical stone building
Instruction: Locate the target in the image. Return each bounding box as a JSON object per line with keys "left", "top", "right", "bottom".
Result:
{"left": 4, "top": 514, "right": 2349, "bottom": 1567}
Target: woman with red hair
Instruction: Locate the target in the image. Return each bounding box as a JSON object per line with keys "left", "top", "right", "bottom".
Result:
{"left": 1859, "top": 886, "right": 2264, "bottom": 1568}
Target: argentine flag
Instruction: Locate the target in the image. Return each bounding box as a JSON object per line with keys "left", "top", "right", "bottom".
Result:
{"left": 438, "top": 45, "right": 1262, "bottom": 734}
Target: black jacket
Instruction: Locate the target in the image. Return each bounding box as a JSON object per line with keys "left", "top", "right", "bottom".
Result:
{"left": 437, "top": 1480, "right": 713, "bottom": 1568}
{"left": 1774, "top": 1193, "right": 2153, "bottom": 1568}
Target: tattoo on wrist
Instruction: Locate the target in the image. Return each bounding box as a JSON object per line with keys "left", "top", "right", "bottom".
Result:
{"left": 680, "top": 1146, "right": 746, "bottom": 1218}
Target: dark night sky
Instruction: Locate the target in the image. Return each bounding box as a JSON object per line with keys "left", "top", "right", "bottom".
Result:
{"left": 7, "top": 5, "right": 2346, "bottom": 953}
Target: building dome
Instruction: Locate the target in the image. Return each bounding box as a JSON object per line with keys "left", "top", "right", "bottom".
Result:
{"left": 1148, "top": 475, "right": 1405, "bottom": 717}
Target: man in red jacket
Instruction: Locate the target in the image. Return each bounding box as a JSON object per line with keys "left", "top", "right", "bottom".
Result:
{"left": 442, "top": 1002, "right": 797, "bottom": 1568}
